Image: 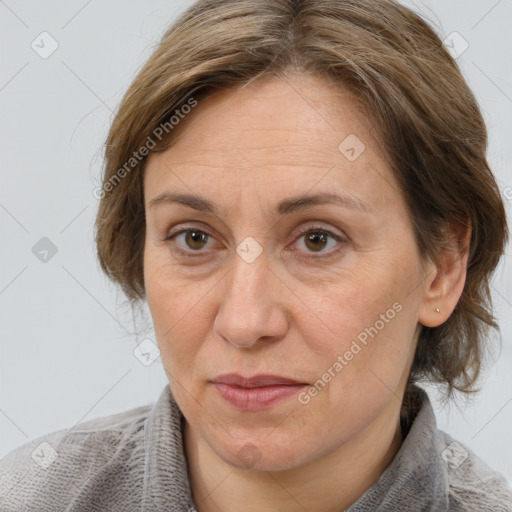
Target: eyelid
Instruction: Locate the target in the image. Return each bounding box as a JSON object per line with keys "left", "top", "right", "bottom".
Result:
{"left": 292, "top": 222, "right": 345, "bottom": 240}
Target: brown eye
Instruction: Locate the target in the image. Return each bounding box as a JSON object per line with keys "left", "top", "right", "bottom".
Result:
{"left": 166, "top": 229, "right": 213, "bottom": 254}
{"left": 304, "top": 232, "right": 329, "bottom": 252}
{"left": 292, "top": 226, "right": 347, "bottom": 258}
{"left": 183, "top": 230, "right": 209, "bottom": 250}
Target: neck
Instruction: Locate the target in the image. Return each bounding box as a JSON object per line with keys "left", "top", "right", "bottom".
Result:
{"left": 184, "top": 401, "right": 404, "bottom": 512}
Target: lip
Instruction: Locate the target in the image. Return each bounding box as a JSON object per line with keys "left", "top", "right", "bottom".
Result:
{"left": 210, "top": 373, "right": 308, "bottom": 412}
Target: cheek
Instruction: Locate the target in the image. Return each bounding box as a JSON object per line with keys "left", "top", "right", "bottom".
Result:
{"left": 304, "top": 264, "right": 398, "bottom": 344}
{"left": 144, "top": 252, "right": 208, "bottom": 369}
{"left": 300, "top": 261, "right": 417, "bottom": 391}
{"left": 145, "top": 246, "right": 194, "bottom": 323}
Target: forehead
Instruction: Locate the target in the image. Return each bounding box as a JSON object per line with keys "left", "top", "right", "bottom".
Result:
{"left": 144, "top": 73, "right": 401, "bottom": 213}
{"left": 156, "top": 74, "right": 380, "bottom": 158}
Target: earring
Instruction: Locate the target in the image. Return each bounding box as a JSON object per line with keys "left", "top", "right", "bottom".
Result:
{"left": 435, "top": 307, "right": 441, "bottom": 313}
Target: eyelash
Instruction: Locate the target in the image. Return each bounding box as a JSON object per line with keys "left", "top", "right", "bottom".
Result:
{"left": 164, "top": 224, "right": 347, "bottom": 260}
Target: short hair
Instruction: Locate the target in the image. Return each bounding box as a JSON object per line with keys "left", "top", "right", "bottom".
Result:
{"left": 94, "top": 0, "right": 509, "bottom": 414}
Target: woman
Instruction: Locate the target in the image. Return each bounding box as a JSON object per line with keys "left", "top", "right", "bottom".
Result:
{"left": 1, "top": 0, "right": 511, "bottom": 510}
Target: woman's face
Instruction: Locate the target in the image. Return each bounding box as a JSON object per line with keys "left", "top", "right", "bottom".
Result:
{"left": 143, "top": 73, "right": 433, "bottom": 471}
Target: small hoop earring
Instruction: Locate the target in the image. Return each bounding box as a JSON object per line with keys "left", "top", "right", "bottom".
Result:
{"left": 435, "top": 307, "right": 441, "bottom": 313}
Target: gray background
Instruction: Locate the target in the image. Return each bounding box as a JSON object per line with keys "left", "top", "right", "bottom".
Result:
{"left": 1, "top": 0, "right": 511, "bottom": 484}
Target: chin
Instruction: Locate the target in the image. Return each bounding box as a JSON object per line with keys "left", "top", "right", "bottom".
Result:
{"left": 208, "top": 428, "right": 317, "bottom": 473}
{"left": 223, "top": 444, "right": 304, "bottom": 472}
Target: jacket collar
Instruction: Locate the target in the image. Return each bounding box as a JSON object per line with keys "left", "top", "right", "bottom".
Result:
{"left": 347, "top": 386, "right": 450, "bottom": 511}
{"left": 142, "top": 385, "right": 195, "bottom": 511}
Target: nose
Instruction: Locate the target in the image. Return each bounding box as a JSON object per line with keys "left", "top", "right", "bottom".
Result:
{"left": 213, "top": 253, "right": 289, "bottom": 349}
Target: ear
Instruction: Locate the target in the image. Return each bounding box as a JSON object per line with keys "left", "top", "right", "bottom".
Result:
{"left": 418, "top": 216, "right": 471, "bottom": 328}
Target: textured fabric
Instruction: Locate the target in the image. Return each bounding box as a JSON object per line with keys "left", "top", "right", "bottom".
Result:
{"left": 1, "top": 384, "right": 511, "bottom": 511}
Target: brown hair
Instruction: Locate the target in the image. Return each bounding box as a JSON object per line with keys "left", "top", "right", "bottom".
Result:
{"left": 94, "top": 0, "right": 509, "bottom": 411}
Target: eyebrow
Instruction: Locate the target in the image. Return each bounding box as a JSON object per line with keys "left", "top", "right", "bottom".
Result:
{"left": 148, "top": 191, "right": 372, "bottom": 216}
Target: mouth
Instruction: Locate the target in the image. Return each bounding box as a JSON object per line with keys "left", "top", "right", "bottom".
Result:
{"left": 210, "top": 373, "right": 308, "bottom": 412}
